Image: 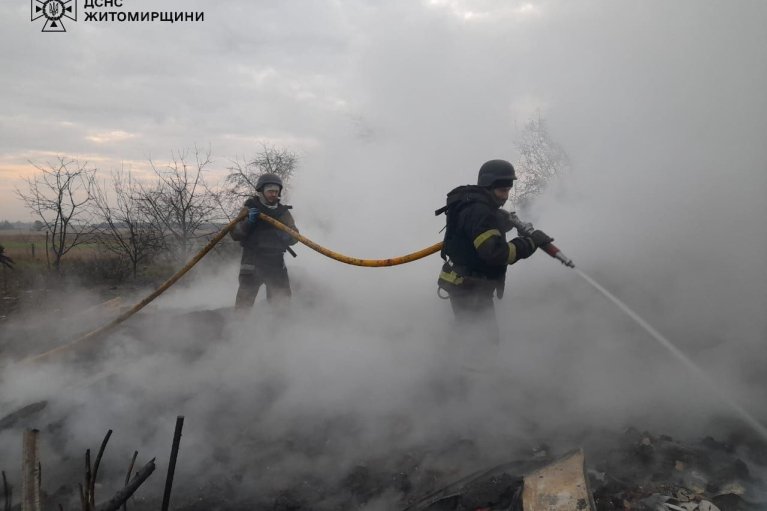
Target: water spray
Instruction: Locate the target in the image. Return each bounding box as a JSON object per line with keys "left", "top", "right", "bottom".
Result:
{"left": 506, "top": 211, "right": 767, "bottom": 442}
{"left": 574, "top": 268, "right": 767, "bottom": 442}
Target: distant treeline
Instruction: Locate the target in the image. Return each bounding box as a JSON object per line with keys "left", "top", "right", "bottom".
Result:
{"left": 0, "top": 220, "right": 40, "bottom": 230}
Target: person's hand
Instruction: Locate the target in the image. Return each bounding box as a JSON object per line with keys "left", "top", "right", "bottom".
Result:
{"left": 247, "top": 207, "right": 260, "bottom": 224}
{"left": 515, "top": 221, "right": 534, "bottom": 236}
{"left": 529, "top": 229, "right": 553, "bottom": 247}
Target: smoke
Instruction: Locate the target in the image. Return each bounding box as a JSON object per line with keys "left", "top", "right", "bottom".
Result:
{"left": 1, "top": 0, "right": 766, "bottom": 508}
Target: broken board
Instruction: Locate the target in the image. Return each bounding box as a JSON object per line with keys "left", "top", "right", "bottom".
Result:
{"left": 522, "top": 448, "right": 596, "bottom": 511}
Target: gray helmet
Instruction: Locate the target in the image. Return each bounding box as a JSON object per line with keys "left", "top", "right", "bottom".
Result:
{"left": 477, "top": 159, "right": 516, "bottom": 188}
{"left": 255, "top": 173, "right": 283, "bottom": 192}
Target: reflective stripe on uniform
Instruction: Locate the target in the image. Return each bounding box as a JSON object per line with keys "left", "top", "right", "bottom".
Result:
{"left": 240, "top": 263, "right": 256, "bottom": 272}
{"left": 473, "top": 229, "right": 501, "bottom": 249}
{"left": 439, "top": 270, "right": 464, "bottom": 285}
{"left": 507, "top": 242, "right": 517, "bottom": 264}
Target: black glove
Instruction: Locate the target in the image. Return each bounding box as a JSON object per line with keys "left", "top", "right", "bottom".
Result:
{"left": 515, "top": 221, "right": 534, "bottom": 236}
{"left": 529, "top": 229, "right": 553, "bottom": 248}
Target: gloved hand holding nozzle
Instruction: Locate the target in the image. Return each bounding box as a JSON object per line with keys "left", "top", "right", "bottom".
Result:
{"left": 529, "top": 229, "right": 554, "bottom": 248}
{"left": 507, "top": 211, "right": 574, "bottom": 268}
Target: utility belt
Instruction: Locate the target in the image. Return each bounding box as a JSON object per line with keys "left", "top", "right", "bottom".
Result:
{"left": 437, "top": 261, "right": 505, "bottom": 299}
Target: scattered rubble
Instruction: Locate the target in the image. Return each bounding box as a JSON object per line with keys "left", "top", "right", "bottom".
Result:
{"left": 3, "top": 310, "right": 767, "bottom": 509}
{"left": 2, "top": 414, "right": 765, "bottom": 511}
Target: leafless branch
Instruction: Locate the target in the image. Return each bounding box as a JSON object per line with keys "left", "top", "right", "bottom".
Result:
{"left": 213, "top": 143, "right": 299, "bottom": 220}
{"left": 122, "top": 451, "right": 138, "bottom": 511}
{"left": 512, "top": 116, "right": 570, "bottom": 209}
{"left": 89, "top": 430, "right": 113, "bottom": 508}
{"left": 91, "top": 167, "right": 164, "bottom": 278}
{"left": 137, "top": 146, "right": 218, "bottom": 260}
{"left": 96, "top": 458, "right": 155, "bottom": 511}
{"left": 2, "top": 470, "right": 11, "bottom": 511}
{"left": 15, "top": 157, "right": 97, "bottom": 273}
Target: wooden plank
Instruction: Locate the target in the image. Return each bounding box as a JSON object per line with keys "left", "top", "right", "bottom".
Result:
{"left": 522, "top": 449, "right": 595, "bottom": 511}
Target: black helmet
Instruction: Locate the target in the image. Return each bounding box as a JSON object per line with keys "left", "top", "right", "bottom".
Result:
{"left": 255, "top": 173, "right": 283, "bottom": 192}
{"left": 477, "top": 160, "right": 516, "bottom": 188}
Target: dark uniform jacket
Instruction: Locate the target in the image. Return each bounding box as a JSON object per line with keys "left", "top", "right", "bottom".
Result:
{"left": 230, "top": 197, "right": 298, "bottom": 265}
{"left": 438, "top": 185, "right": 535, "bottom": 294}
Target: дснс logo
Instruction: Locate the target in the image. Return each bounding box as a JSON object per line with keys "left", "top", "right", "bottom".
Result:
{"left": 31, "top": 0, "right": 77, "bottom": 32}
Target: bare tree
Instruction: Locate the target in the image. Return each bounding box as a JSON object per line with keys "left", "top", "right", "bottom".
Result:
{"left": 212, "top": 144, "right": 298, "bottom": 220}
{"left": 138, "top": 147, "right": 217, "bottom": 261}
{"left": 512, "top": 115, "right": 571, "bottom": 208}
{"left": 15, "top": 157, "right": 96, "bottom": 273}
{"left": 91, "top": 166, "right": 164, "bottom": 279}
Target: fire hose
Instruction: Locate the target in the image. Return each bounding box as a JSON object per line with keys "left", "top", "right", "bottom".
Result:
{"left": 21, "top": 210, "right": 573, "bottom": 364}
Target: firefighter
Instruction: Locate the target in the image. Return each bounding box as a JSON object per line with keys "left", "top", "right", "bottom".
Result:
{"left": 230, "top": 173, "right": 298, "bottom": 312}
{"left": 436, "top": 159, "right": 553, "bottom": 345}
{"left": 0, "top": 244, "right": 13, "bottom": 270}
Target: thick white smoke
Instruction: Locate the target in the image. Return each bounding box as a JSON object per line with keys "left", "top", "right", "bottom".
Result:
{"left": 1, "top": 0, "right": 766, "bottom": 508}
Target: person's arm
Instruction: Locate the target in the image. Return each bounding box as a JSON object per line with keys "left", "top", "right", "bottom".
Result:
{"left": 465, "top": 206, "right": 537, "bottom": 266}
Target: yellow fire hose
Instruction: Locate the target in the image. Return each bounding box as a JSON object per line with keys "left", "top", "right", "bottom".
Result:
{"left": 258, "top": 213, "right": 443, "bottom": 267}
{"left": 21, "top": 211, "right": 443, "bottom": 364}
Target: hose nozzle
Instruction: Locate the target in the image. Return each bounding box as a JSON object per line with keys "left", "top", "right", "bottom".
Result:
{"left": 543, "top": 244, "right": 575, "bottom": 268}
{"left": 507, "top": 211, "right": 575, "bottom": 268}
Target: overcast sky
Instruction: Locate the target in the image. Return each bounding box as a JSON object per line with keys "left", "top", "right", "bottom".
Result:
{"left": 2, "top": 1, "right": 767, "bottom": 505}
{"left": 2, "top": 0, "right": 764, "bottom": 222}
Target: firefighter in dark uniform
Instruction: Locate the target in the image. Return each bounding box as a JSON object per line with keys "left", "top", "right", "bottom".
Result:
{"left": 437, "top": 160, "right": 553, "bottom": 344}
{"left": 230, "top": 173, "right": 298, "bottom": 311}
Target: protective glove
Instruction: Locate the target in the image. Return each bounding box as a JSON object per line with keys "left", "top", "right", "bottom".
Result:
{"left": 529, "top": 229, "right": 554, "bottom": 248}
{"left": 515, "top": 221, "right": 534, "bottom": 236}
{"left": 247, "top": 207, "right": 260, "bottom": 224}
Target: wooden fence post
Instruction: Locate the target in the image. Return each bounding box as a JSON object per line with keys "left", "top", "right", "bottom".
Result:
{"left": 22, "top": 429, "right": 41, "bottom": 511}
